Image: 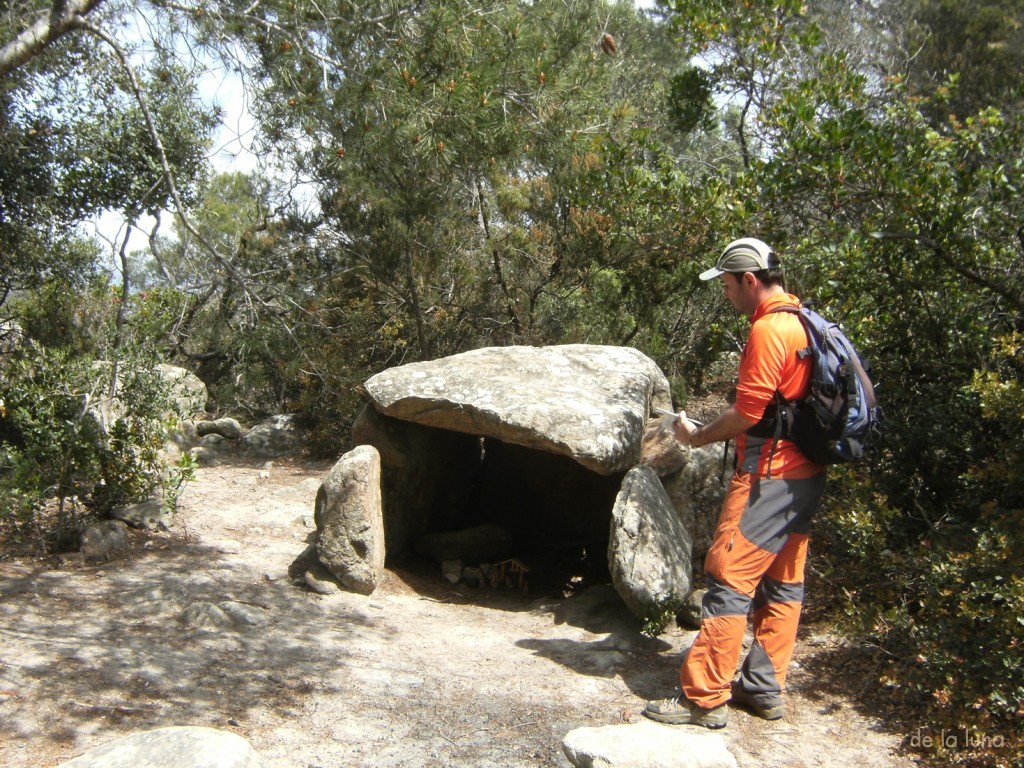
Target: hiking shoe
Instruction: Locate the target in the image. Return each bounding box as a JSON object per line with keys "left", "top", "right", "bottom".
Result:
{"left": 643, "top": 693, "right": 728, "bottom": 728}
{"left": 730, "top": 682, "right": 784, "bottom": 721}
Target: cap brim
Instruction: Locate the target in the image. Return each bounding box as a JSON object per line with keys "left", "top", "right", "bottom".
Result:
{"left": 699, "top": 266, "right": 724, "bottom": 281}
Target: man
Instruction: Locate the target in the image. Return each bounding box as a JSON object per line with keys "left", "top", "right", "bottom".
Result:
{"left": 643, "top": 237, "right": 826, "bottom": 729}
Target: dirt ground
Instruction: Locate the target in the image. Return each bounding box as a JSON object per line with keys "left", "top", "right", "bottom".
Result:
{"left": 0, "top": 457, "right": 915, "bottom": 767}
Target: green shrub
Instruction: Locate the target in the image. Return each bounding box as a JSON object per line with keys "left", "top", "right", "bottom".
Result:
{"left": 16, "top": 276, "right": 118, "bottom": 356}
{"left": 817, "top": 470, "right": 1024, "bottom": 765}
{"left": 0, "top": 344, "right": 195, "bottom": 547}
{"left": 641, "top": 595, "right": 685, "bottom": 638}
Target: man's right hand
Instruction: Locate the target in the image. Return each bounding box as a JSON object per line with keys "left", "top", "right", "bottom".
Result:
{"left": 673, "top": 412, "right": 702, "bottom": 446}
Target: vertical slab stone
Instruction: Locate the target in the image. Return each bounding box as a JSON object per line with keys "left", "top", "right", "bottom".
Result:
{"left": 315, "top": 445, "right": 386, "bottom": 595}
{"left": 608, "top": 466, "right": 693, "bottom": 621}
{"left": 352, "top": 404, "right": 482, "bottom": 557}
{"left": 661, "top": 444, "right": 732, "bottom": 562}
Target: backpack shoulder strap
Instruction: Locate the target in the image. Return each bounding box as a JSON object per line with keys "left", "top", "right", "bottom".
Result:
{"left": 790, "top": 306, "right": 877, "bottom": 410}
{"left": 766, "top": 303, "right": 815, "bottom": 358}
{"left": 755, "top": 303, "right": 812, "bottom": 478}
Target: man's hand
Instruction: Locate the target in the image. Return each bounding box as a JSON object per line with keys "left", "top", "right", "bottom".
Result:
{"left": 672, "top": 412, "right": 702, "bottom": 447}
{"left": 670, "top": 405, "right": 757, "bottom": 449}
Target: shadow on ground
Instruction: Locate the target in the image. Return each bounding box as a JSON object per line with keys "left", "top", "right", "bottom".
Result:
{"left": 0, "top": 536, "right": 379, "bottom": 757}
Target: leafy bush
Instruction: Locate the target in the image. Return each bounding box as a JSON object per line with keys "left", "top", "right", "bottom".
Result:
{"left": 0, "top": 344, "right": 195, "bottom": 548}
{"left": 641, "top": 595, "right": 685, "bottom": 638}
{"left": 817, "top": 468, "right": 1024, "bottom": 765}
{"left": 15, "top": 273, "right": 117, "bottom": 356}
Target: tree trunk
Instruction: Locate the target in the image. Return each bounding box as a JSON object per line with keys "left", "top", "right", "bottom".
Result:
{"left": 109, "top": 222, "right": 133, "bottom": 399}
{"left": 474, "top": 176, "right": 522, "bottom": 336}
{"left": 404, "top": 242, "right": 432, "bottom": 360}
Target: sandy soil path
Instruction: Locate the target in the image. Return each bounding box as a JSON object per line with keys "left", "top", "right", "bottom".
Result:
{"left": 0, "top": 458, "right": 910, "bottom": 767}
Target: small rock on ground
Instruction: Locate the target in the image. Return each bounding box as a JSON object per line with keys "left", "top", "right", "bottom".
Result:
{"left": 562, "top": 719, "right": 737, "bottom": 768}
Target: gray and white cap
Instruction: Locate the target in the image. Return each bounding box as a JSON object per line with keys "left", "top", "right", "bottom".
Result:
{"left": 699, "top": 237, "right": 778, "bottom": 281}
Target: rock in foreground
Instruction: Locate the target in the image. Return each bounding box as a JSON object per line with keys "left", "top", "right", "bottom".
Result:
{"left": 57, "top": 726, "right": 267, "bottom": 768}
{"left": 562, "top": 720, "right": 737, "bottom": 768}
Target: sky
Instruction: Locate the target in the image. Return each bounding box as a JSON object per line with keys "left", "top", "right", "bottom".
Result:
{"left": 200, "top": 67, "right": 259, "bottom": 176}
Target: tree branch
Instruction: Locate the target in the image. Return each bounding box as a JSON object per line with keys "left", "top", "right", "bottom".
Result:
{"left": 109, "top": 221, "right": 133, "bottom": 398}
{"left": 147, "top": 213, "right": 177, "bottom": 286}
{"left": 474, "top": 176, "right": 522, "bottom": 336}
{"left": 0, "top": 0, "right": 103, "bottom": 80}
{"left": 78, "top": 21, "right": 257, "bottom": 312}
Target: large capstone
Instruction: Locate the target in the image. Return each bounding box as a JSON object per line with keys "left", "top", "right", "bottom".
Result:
{"left": 363, "top": 344, "right": 673, "bottom": 475}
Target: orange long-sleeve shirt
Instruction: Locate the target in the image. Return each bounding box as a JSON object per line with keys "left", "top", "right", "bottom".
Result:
{"left": 734, "top": 293, "right": 822, "bottom": 478}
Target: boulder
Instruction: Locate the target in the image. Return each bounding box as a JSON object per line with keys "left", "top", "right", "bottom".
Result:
{"left": 240, "top": 414, "right": 306, "bottom": 458}
{"left": 315, "top": 445, "right": 386, "bottom": 595}
{"left": 289, "top": 543, "right": 342, "bottom": 594}
{"left": 188, "top": 445, "right": 222, "bottom": 467}
{"left": 56, "top": 726, "right": 266, "bottom": 768}
{"left": 200, "top": 433, "right": 227, "bottom": 448}
{"left": 218, "top": 600, "right": 270, "bottom": 626}
{"left": 86, "top": 363, "right": 207, "bottom": 436}
{"left": 110, "top": 497, "right": 172, "bottom": 531}
{"left": 196, "top": 417, "right": 243, "bottom": 441}
{"left": 362, "top": 344, "right": 673, "bottom": 475}
{"left": 639, "top": 415, "right": 688, "bottom": 476}
{"left": 78, "top": 520, "right": 129, "bottom": 563}
{"left": 608, "top": 466, "right": 693, "bottom": 621}
{"left": 165, "top": 418, "right": 199, "bottom": 457}
{"left": 677, "top": 588, "right": 706, "bottom": 630}
{"left": 155, "top": 364, "right": 208, "bottom": 418}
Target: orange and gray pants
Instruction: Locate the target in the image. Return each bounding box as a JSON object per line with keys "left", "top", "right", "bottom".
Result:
{"left": 681, "top": 469, "right": 826, "bottom": 709}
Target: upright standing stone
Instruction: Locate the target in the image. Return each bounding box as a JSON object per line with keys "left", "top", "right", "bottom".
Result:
{"left": 315, "top": 445, "right": 386, "bottom": 595}
{"left": 661, "top": 443, "right": 732, "bottom": 562}
{"left": 608, "top": 466, "right": 693, "bottom": 621}
{"left": 351, "top": 405, "right": 482, "bottom": 556}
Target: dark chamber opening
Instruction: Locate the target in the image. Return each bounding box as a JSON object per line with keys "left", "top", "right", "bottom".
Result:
{"left": 372, "top": 415, "right": 623, "bottom": 596}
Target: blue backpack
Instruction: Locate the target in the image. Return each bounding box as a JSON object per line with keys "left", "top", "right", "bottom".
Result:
{"left": 760, "top": 304, "right": 880, "bottom": 466}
